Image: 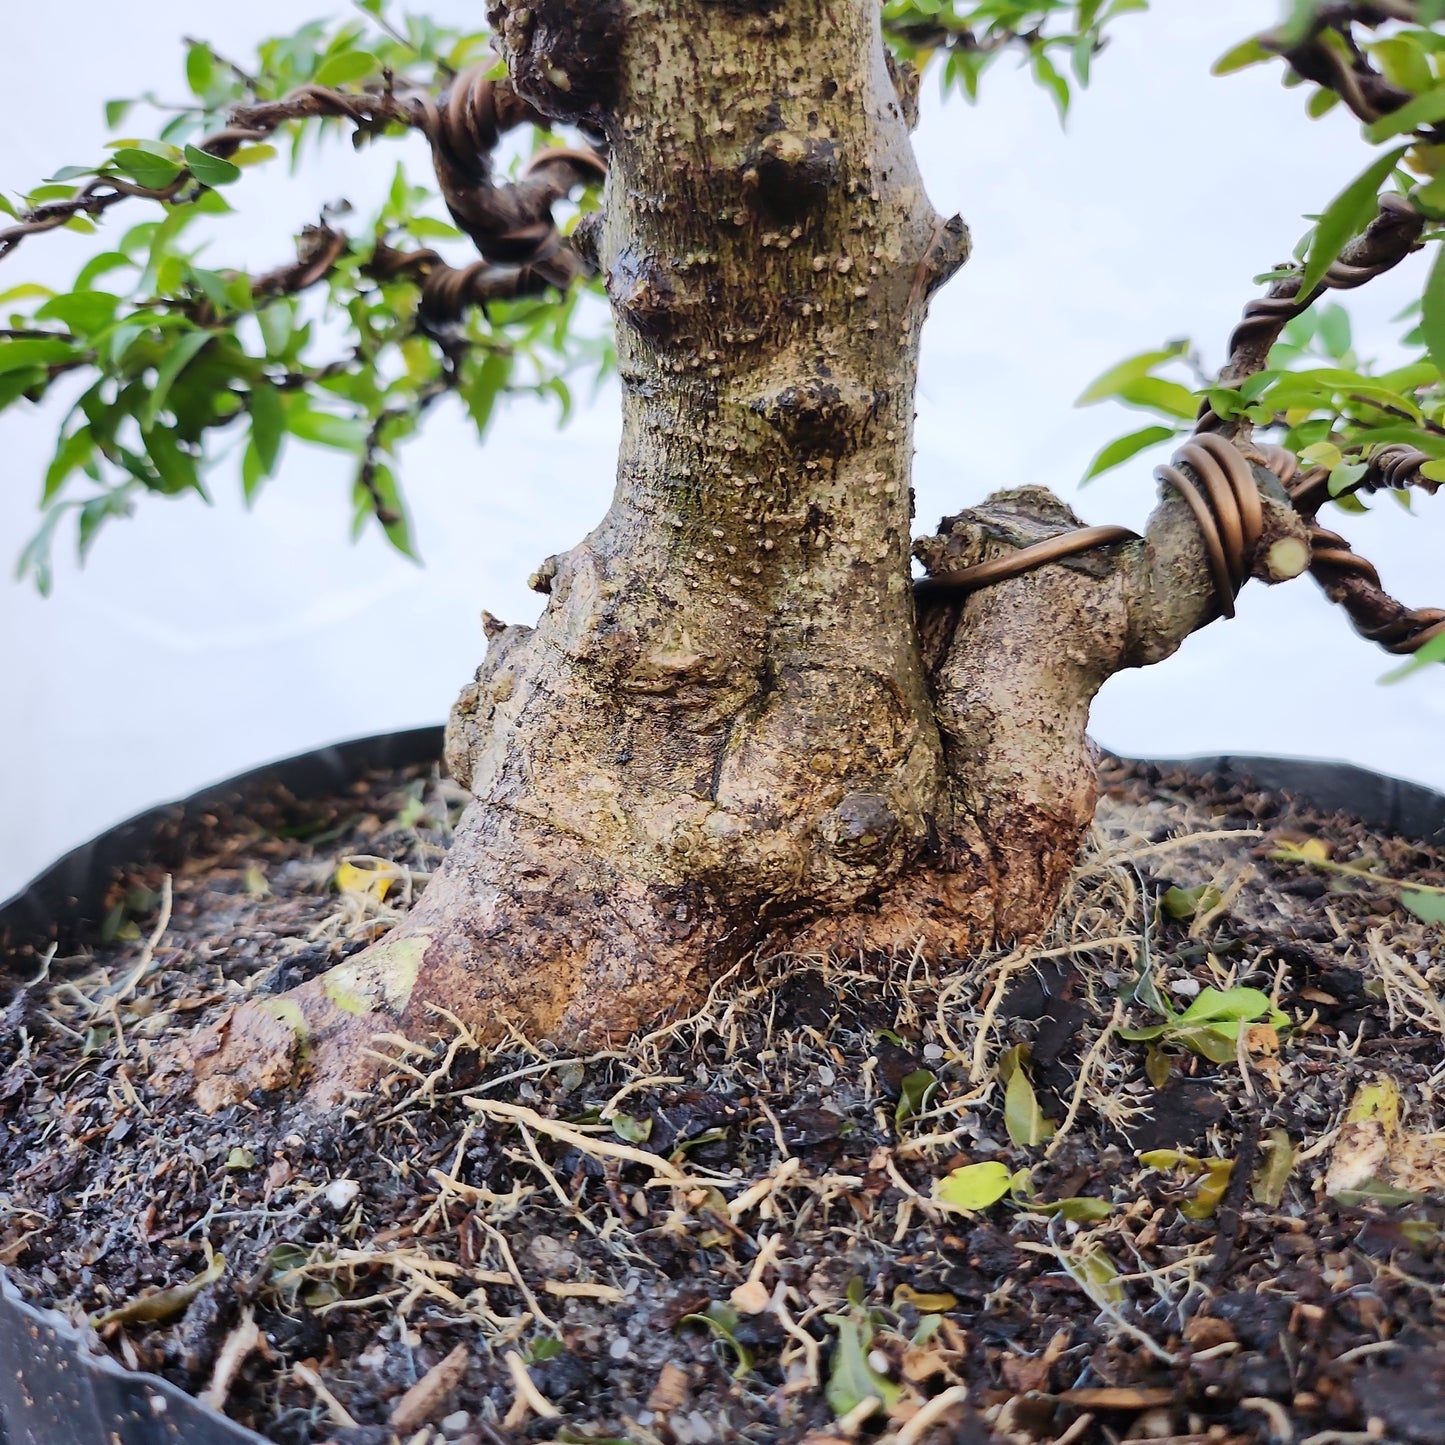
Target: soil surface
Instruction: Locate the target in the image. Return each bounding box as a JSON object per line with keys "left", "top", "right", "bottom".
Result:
{"left": 2, "top": 755, "right": 1444, "bottom": 1445}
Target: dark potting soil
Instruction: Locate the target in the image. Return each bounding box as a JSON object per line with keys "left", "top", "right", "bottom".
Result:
{"left": 1, "top": 756, "right": 1443, "bottom": 1445}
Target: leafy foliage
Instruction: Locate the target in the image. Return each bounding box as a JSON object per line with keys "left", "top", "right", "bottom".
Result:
{"left": 1, "top": 4, "right": 609, "bottom": 589}
{"left": 880, "top": 0, "right": 1149, "bottom": 118}
{"left": 1079, "top": 5, "right": 1445, "bottom": 673}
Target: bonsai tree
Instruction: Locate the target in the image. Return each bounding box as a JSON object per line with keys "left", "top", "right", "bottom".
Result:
{"left": 4, "top": 0, "right": 1443, "bottom": 1112}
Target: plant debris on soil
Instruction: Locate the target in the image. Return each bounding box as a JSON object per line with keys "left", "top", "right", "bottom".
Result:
{"left": 2, "top": 754, "right": 1444, "bottom": 1445}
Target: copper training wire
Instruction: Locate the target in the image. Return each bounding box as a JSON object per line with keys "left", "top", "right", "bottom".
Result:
{"left": 913, "top": 524, "right": 1140, "bottom": 601}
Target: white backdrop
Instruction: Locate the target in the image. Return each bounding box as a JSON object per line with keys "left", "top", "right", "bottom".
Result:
{"left": 3, "top": 2, "right": 1443, "bottom": 901}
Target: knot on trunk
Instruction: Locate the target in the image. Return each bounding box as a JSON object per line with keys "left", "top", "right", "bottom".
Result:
{"left": 749, "top": 372, "right": 881, "bottom": 455}
{"left": 487, "top": 0, "right": 625, "bottom": 126}
{"left": 743, "top": 129, "right": 840, "bottom": 220}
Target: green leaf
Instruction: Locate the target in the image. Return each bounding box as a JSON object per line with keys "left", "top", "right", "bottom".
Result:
{"left": 895, "top": 1068, "right": 938, "bottom": 1125}
{"left": 1317, "top": 302, "right": 1352, "bottom": 359}
{"left": 0, "top": 367, "right": 45, "bottom": 412}
{"left": 186, "top": 42, "right": 216, "bottom": 97}
{"left": 1299, "top": 146, "right": 1410, "bottom": 296}
{"left": 105, "top": 98, "right": 134, "bottom": 129}
{"left": 1004, "top": 1064, "right": 1055, "bottom": 1148}
{"left": 933, "top": 1161, "right": 1013, "bottom": 1212}
{"left": 1401, "top": 888, "right": 1445, "bottom": 923}
{"left": 1081, "top": 424, "right": 1177, "bottom": 483}
{"left": 112, "top": 148, "right": 184, "bottom": 190}
{"left": 184, "top": 145, "right": 242, "bottom": 188}
{"left": 0, "top": 337, "right": 79, "bottom": 374}
{"left": 1420, "top": 243, "right": 1445, "bottom": 385}
{"left": 257, "top": 301, "right": 294, "bottom": 359}
{"left": 141, "top": 328, "right": 212, "bottom": 428}
{"left": 463, "top": 351, "right": 512, "bottom": 437}
{"left": 611, "top": 1113, "right": 653, "bottom": 1143}
{"left": 249, "top": 380, "right": 284, "bottom": 477}
{"left": 1252, "top": 1128, "right": 1294, "bottom": 1206}
{"left": 1114, "top": 376, "right": 1200, "bottom": 420}
{"left": 36, "top": 291, "right": 120, "bottom": 338}
{"left": 144, "top": 425, "right": 204, "bottom": 496}
{"left": 1212, "top": 36, "right": 1272, "bottom": 75}
{"left": 825, "top": 1317, "right": 900, "bottom": 1419}
{"left": 1066, "top": 1244, "right": 1124, "bottom": 1307}
{"left": 1075, "top": 343, "right": 1186, "bottom": 404}
{"left": 314, "top": 50, "right": 381, "bottom": 87}
{"left": 1174, "top": 986, "right": 1273, "bottom": 1025}
{"left": 1365, "top": 88, "right": 1445, "bottom": 143}
{"left": 680, "top": 1302, "right": 752, "bottom": 1379}
{"left": 1160, "top": 884, "right": 1221, "bottom": 921}
{"left": 291, "top": 408, "right": 368, "bottom": 451}
{"left": 44, "top": 427, "right": 95, "bottom": 501}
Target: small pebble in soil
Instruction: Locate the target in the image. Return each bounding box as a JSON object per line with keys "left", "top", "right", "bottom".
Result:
{"left": 1169, "top": 976, "right": 1202, "bottom": 998}
{"left": 608, "top": 1335, "right": 631, "bottom": 1360}
{"left": 322, "top": 1178, "right": 360, "bottom": 1211}
{"left": 440, "top": 1412, "right": 470, "bottom": 1438}
{"left": 817, "top": 1065, "right": 836, "bottom": 1086}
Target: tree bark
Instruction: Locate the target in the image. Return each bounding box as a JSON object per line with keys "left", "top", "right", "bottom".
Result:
{"left": 183, "top": 0, "right": 1304, "bottom": 1113}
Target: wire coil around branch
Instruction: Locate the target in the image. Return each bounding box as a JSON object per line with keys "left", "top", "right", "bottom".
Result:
{"left": 415, "top": 66, "right": 605, "bottom": 285}
{"left": 917, "top": 434, "right": 1267, "bottom": 622}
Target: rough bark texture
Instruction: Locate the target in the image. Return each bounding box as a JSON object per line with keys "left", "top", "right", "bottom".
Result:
{"left": 183, "top": 0, "right": 1303, "bottom": 1112}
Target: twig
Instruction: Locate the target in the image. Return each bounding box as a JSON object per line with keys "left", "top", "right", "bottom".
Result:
{"left": 466, "top": 1097, "right": 688, "bottom": 1181}
{"left": 293, "top": 1363, "right": 359, "bottom": 1428}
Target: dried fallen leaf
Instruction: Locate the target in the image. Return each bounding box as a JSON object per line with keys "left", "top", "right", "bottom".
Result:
{"left": 92, "top": 1252, "right": 225, "bottom": 1328}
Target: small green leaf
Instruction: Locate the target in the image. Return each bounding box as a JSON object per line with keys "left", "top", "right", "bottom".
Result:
{"left": 1212, "top": 36, "right": 1272, "bottom": 76}
{"left": 44, "top": 427, "right": 95, "bottom": 501}
{"left": 933, "top": 1161, "right": 1013, "bottom": 1212}
{"left": 185, "top": 42, "right": 216, "bottom": 97}
{"left": 105, "top": 99, "right": 134, "bottom": 129}
{"left": 1067, "top": 1244, "right": 1124, "bottom": 1307}
{"left": 314, "top": 50, "right": 381, "bottom": 87}
{"left": 1114, "top": 376, "right": 1200, "bottom": 420}
{"left": 1252, "top": 1128, "right": 1294, "bottom": 1206}
{"left": 1401, "top": 888, "right": 1445, "bottom": 924}
{"left": 895, "top": 1068, "right": 938, "bottom": 1125}
{"left": 611, "top": 1113, "right": 653, "bottom": 1143}
{"left": 1174, "top": 987, "right": 1273, "bottom": 1026}
{"left": 680, "top": 1302, "right": 752, "bottom": 1379}
{"left": 1081, "top": 424, "right": 1177, "bottom": 484}
{"left": 824, "top": 1316, "right": 900, "bottom": 1419}
{"left": 1004, "top": 1064, "right": 1055, "bottom": 1148}
{"left": 0, "top": 337, "right": 79, "bottom": 374}
{"left": 1365, "top": 88, "right": 1445, "bottom": 143}
{"left": 1075, "top": 343, "right": 1186, "bottom": 405}
{"left": 184, "top": 145, "right": 242, "bottom": 188}
{"left": 1160, "top": 884, "right": 1221, "bottom": 921}
{"left": 112, "top": 148, "right": 184, "bottom": 190}
{"left": 91, "top": 1254, "right": 225, "bottom": 1328}
{"left": 249, "top": 380, "right": 284, "bottom": 477}
{"left": 1299, "top": 146, "right": 1410, "bottom": 297}
{"left": 141, "top": 328, "right": 212, "bottom": 428}
{"left": 1420, "top": 243, "right": 1445, "bottom": 384}
{"left": 289, "top": 409, "right": 368, "bottom": 451}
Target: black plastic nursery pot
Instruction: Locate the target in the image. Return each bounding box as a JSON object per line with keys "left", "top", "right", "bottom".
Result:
{"left": 1, "top": 727, "right": 1443, "bottom": 1445}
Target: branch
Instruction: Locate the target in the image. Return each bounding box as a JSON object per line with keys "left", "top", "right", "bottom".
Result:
{"left": 1254, "top": 444, "right": 1445, "bottom": 659}
{"left": 0, "top": 68, "right": 604, "bottom": 285}
{"left": 1199, "top": 194, "right": 1424, "bottom": 425}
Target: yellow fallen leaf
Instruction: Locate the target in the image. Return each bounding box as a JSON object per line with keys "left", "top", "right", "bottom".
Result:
{"left": 335, "top": 860, "right": 393, "bottom": 901}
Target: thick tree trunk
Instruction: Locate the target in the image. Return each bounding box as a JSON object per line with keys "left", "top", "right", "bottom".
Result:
{"left": 184, "top": 0, "right": 1305, "bottom": 1112}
